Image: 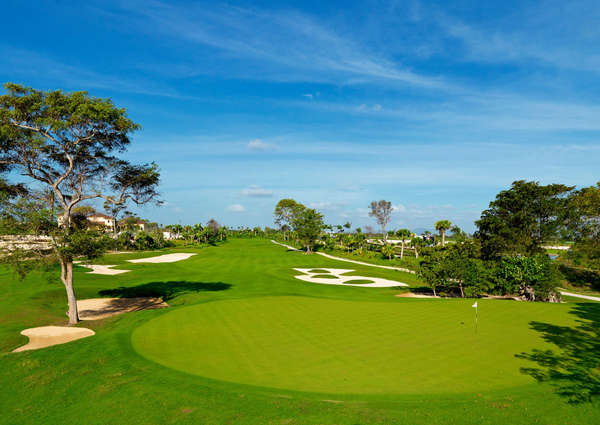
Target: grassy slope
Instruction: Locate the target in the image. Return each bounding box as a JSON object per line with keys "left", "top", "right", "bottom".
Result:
{"left": 0, "top": 238, "right": 598, "bottom": 424}
{"left": 324, "top": 247, "right": 421, "bottom": 270}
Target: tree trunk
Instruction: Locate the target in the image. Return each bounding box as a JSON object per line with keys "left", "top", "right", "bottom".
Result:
{"left": 442, "top": 229, "right": 446, "bottom": 246}
{"left": 382, "top": 225, "right": 387, "bottom": 244}
{"left": 400, "top": 241, "right": 404, "bottom": 259}
{"left": 459, "top": 282, "right": 464, "bottom": 298}
{"left": 414, "top": 246, "right": 418, "bottom": 259}
{"left": 432, "top": 286, "right": 437, "bottom": 297}
{"left": 61, "top": 260, "right": 79, "bottom": 324}
{"left": 113, "top": 215, "right": 119, "bottom": 250}
{"left": 305, "top": 244, "right": 311, "bottom": 254}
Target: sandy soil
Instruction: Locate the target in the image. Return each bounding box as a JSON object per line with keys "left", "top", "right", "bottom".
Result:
{"left": 77, "top": 297, "right": 168, "bottom": 320}
{"left": 127, "top": 253, "right": 196, "bottom": 263}
{"left": 78, "top": 264, "right": 130, "bottom": 275}
{"left": 13, "top": 326, "right": 95, "bottom": 352}
{"left": 294, "top": 268, "right": 408, "bottom": 288}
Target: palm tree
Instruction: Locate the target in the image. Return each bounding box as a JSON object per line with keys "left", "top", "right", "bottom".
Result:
{"left": 395, "top": 229, "right": 412, "bottom": 259}
{"left": 381, "top": 243, "right": 395, "bottom": 260}
{"left": 435, "top": 220, "right": 452, "bottom": 246}
{"left": 411, "top": 236, "right": 425, "bottom": 258}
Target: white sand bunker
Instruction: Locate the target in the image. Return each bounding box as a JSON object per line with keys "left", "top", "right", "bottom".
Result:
{"left": 127, "top": 253, "right": 196, "bottom": 264}
{"left": 78, "top": 263, "right": 130, "bottom": 275}
{"left": 294, "top": 268, "right": 408, "bottom": 287}
{"left": 13, "top": 326, "right": 94, "bottom": 352}
{"left": 77, "top": 297, "right": 168, "bottom": 320}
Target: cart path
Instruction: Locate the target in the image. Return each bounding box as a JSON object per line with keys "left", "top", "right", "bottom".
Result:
{"left": 559, "top": 291, "right": 600, "bottom": 302}
{"left": 271, "top": 240, "right": 415, "bottom": 274}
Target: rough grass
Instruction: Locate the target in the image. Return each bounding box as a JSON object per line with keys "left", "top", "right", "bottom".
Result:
{"left": 1, "top": 238, "right": 599, "bottom": 424}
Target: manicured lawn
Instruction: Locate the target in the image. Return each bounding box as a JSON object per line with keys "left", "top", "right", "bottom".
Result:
{"left": 133, "top": 296, "right": 575, "bottom": 395}
{"left": 324, "top": 246, "right": 421, "bottom": 270}
{"left": 1, "top": 238, "right": 599, "bottom": 424}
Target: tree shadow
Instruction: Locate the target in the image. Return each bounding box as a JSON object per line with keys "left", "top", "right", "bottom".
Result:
{"left": 558, "top": 264, "right": 600, "bottom": 291}
{"left": 99, "top": 281, "right": 231, "bottom": 301}
{"left": 516, "top": 303, "right": 600, "bottom": 403}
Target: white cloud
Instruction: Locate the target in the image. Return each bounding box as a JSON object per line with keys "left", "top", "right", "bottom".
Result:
{"left": 115, "top": 1, "right": 447, "bottom": 88}
{"left": 247, "top": 139, "right": 276, "bottom": 151}
{"left": 302, "top": 93, "right": 313, "bottom": 99}
{"left": 392, "top": 204, "right": 406, "bottom": 212}
{"left": 226, "top": 204, "right": 246, "bottom": 213}
{"left": 309, "top": 201, "right": 346, "bottom": 211}
{"left": 242, "top": 185, "right": 273, "bottom": 197}
{"left": 357, "top": 103, "right": 383, "bottom": 112}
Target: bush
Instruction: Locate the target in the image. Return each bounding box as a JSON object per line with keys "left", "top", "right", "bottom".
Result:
{"left": 496, "top": 255, "right": 561, "bottom": 301}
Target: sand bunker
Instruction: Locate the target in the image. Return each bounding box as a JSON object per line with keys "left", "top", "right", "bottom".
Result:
{"left": 78, "top": 264, "right": 130, "bottom": 275}
{"left": 77, "top": 297, "right": 168, "bottom": 320}
{"left": 127, "top": 253, "right": 196, "bottom": 263}
{"left": 294, "top": 268, "right": 408, "bottom": 287}
{"left": 13, "top": 326, "right": 95, "bottom": 352}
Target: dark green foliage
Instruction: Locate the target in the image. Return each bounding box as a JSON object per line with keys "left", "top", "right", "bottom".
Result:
{"left": 59, "top": 230, "right": 109, "bottom": 261}
{"left": 497, "top": 255, "right": 561, "bottom": 301}
{"left": 419, "top": 241, "right": 561, "bottom": 301}
{"left": 565, "top": 182, "right": 600, "bottom": 269}
{"left": 476, "top": 180, "right": 574, "bottom": 259}
{"left": 292, "top": 207, "right": 325, "bottom": 253}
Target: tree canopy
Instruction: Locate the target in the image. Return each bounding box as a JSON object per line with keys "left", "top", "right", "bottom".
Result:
{"left": 0, "top": 83, "right": 161, "bottom": 323}
{"left": 475, "top": 180, "right": 574, "bottom": 259}
{"left": 369, "top": 200, "right": 393, "bottom": 243}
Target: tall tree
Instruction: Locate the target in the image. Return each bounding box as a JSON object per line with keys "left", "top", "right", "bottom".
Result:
{"left": 435, "top": 220, "right": 452, "bottom": 246}
{"left": 0, "top": 83, "right": 160, "bottom": 323}
{"left": 411, "top": 236, "right": 425, "bottom": 259}
{"left": 395, "top": 228, "right": 412, "bottom": 259}
{"left": 565, "top": 182, "right": 600, "bottom": 268}
{"left": 475, "top": 180, "right": 573, "bottom": 259}
{"left": 369, "top": 200, "right": 393, "bottom": 243}
{"left": 292, "top": 207, "right": 324, "bottom": 253}
{"left": 274, "top": 198, "right": 303, "bottom": 240}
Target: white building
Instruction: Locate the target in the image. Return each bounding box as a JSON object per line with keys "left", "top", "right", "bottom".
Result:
{"left": 87, "top": 213, "right": 116, "bottom": 232}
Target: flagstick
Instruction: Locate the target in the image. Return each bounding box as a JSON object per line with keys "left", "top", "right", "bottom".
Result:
{"left": 475, "top": 304, "right": 478, "bottom": 334}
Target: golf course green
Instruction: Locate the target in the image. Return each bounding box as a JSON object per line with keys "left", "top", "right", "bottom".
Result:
{"left": 1, "top": 238, "right": 599, "bottom": 424}
{"left": 132, "top": 296, "right": 575, "bottom": 395}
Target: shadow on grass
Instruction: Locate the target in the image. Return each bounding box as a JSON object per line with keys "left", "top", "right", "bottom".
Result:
{"left": 99, "top": 281, "right": 231, "bottom": 301}
{"left": 559, "top": 264, "right": 600, "bottom": 291}
{"left": 516, "top": 303, "right": 600, "bottom": 404}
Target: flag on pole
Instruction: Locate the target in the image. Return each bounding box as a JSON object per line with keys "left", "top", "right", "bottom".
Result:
{"left": 472, "top": 302, "right": 478, "bottom": 308}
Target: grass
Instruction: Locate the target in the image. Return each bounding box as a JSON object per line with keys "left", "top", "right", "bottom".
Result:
{"left": 1, "top": 238, "right": 599, "bottom": 424}
{"left": 343, "top": 279, "right": 374, "bottom": 284}
{"left": 324, "top": 247, "right": 421, "bottom": 270}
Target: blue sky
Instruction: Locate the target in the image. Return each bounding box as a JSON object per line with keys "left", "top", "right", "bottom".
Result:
{"left": 2, "top": 0, "right": 599, "bottom": 232}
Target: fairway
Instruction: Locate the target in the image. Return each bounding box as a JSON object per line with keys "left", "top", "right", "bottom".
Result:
{"left": 132, "top": 295, "right": 575, "bottom": 395}
{"left": 2, "top": 239, "right": 599, "bottom": 424}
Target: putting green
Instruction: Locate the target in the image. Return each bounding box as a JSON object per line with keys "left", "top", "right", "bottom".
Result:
{"left": 132, "top": 296, "right": 574, "bottom": 395}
